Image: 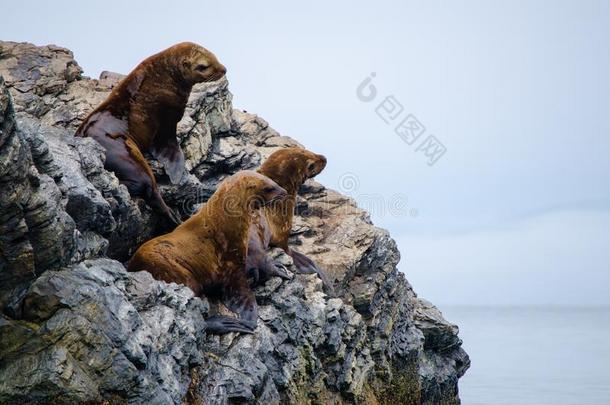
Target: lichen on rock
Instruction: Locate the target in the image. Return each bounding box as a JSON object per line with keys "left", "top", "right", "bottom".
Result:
{"left": 0, "top": 41, "right": 469, "bottom": 404}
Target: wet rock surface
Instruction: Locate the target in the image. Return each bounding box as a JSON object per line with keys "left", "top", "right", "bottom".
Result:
{"left": 0, "top": 41, "right": 469, "bottom": 404}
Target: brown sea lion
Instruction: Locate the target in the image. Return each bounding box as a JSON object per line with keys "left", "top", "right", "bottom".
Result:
{"left": 128, "top": 170, "right": 287, "bottom": 334}
{"left": 76, "top": 42, "right": 226, "bottom": 225}
{"left": 246, "top": 147, "right": 332, "bottom": 290}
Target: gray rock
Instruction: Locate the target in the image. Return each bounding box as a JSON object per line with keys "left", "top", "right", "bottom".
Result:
{"left": 0, "top": 41, "right": 469, "bottom": 404}
{"left": 1, "top": 259, "right": 208, "bottom": 404}
{"left": 0, "top": 76, "right": 75, "bottom": 310}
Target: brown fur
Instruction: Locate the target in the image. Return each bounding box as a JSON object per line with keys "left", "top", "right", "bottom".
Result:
{"left": 246, "top": 147, "right": 330, "bottom": 287}
{"left": 128, "top": 170, "right": 287, "bottom": 334}
{"left": 75, "top": 42, "right": 226, "bottom": 225}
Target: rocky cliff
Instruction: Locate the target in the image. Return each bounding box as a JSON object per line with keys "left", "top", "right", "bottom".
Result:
{"left": 0, "top": 41, "right": 469, "bottom": 404}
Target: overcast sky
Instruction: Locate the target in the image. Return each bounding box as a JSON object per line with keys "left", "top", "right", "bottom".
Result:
{"left": 3, "top": 0, "right": 609, "bottom": 306}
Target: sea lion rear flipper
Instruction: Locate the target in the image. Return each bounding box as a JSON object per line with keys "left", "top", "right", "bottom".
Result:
{"left": 151, "top": 137, "right": 185, "bottom": 185}
{"left": 289, "top": 249, "right": 335, "bottom": 295}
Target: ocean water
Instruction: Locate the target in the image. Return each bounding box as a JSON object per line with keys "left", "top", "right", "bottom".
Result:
{"left": 441, "top": 306, "right": 610, "bottom": 405}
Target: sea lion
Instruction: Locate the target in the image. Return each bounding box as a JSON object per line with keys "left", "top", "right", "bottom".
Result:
{"left": 76, "top": 42, "right": 226, "bottom": 225}
{"left": 128, "top": 170, "right": 287, "bottom": 334}
{"left": 246, "top": 147, "right": 332, "bottom": 289}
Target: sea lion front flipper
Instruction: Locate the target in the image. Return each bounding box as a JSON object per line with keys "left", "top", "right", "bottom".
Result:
{"left": 247, "top": 255, "right": 291, "bottom": 286}
{"left": 121, "top": 137, "right": 182, "bottom": 227}
{"left": 148, "top": 186, "right": 182, "bottom": 227}
{"left": 246, "top": 266, "right": 260, "bottom": 286}
{"left": 289, "top": 249, "right": 335, "bottom": 295}
{"left": 205, "top": 277, "right": 258, "bottom": 335}
{"left": 205, "top": 316, "right": 255, "bottom": 335}
{"left": 266, "top": 261, "right": 291, "bottom": 280}
{"left": 224, "top": 278, "right": 258, "bottom": 330}
{"left": 151, "top": 137, "right": 185, "bottom": 185}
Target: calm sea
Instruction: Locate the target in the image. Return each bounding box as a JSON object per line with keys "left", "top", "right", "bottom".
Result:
{"left": 441, "top": 306, "right": 610, "bottom": 405}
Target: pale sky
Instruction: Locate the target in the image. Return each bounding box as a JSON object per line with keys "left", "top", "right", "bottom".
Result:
{"left": 3, "top": 0, "right": 609, "bottom": 306}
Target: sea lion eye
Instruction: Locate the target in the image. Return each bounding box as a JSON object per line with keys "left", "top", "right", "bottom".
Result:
{"left": 195, "top": 64, "right": 208, "bottom": 72}
{"left": 263, "top": 186, "right": 275, "bottom": 193}
{"left": 307, "top": 162, "right": 316, "bottom": 171}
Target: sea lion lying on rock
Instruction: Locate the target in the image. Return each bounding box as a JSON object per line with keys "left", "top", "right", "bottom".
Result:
{"left": 128, "top": 170, "right": 287, "bottom": 334}
{"left": 76, "top": 42, "right": 226, "bottom": 226}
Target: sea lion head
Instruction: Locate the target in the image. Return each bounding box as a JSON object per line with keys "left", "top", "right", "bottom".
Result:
{"left": 220, "top": 171, "right": 287, "bottom": 215}
{"left": 302, "top": 151, "right": 327, "bottom": 180}
{"left": 259, "top": 147, "right": 327, "bottom": 192}
{"left": 172, "top": 42, "right": 227, "bottom": 85}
